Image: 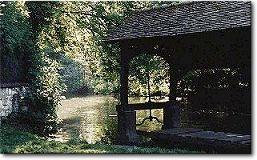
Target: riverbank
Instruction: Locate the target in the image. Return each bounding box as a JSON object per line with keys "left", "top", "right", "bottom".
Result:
{"left": 0, "top": 124, "right": 202, "bottom": 154}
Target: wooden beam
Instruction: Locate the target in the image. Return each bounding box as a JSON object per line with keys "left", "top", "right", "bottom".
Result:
{"left": 119, "top": 43, "right": 129, "bottom": 109}
{"left": 117, "top": 102, "right": 169, "bottom": 110}
{"left": 169, "top": 63, "right": 178, "bottom": 102}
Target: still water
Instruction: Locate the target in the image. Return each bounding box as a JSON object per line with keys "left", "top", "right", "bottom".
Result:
{"left": 56, "top": 95, "right": 251, "bottom": 144}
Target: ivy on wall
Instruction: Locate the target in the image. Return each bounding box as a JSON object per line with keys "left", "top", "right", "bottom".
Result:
{"left": 1, "top": 2, "right": 65, "bottom": 135}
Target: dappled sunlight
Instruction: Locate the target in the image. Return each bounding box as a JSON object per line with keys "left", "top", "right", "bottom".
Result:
{"left": 136, "top": 109, "right": 163, "bottom": 131}
{"left": 80, "top": 110, "right": 102, "bottom": 144}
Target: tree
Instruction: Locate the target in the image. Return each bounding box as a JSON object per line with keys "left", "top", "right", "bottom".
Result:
{"left": 1, "top": 1, "right": 179, "bottom": 135}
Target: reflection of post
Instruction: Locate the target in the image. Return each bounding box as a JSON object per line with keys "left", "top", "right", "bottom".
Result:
{"left": 162, "top": 64, "right": 180, "bottom": 129}
{"left": 117, "top": 43, "right": 138, "bottom": 144}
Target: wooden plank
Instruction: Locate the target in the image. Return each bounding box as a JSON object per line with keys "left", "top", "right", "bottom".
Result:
{"left": 180, "top": 131, "right": 251, "bottom": 144}
{"left": 180, "top": 131, "right": 241, "bottom": 140}
{"left": 143, "top": 129, "right": 251, "bottom": 144}
{"left": 137, "top": 130, "right": 157, "bottom": 137}
{"left": 239, "top": 140, "right": 251, "bottom": 145}
{"left": 137, "top": 128, "right": 251, "bottom": 153}
{"left": 218, "top": 135, "right": 251, "bottom": 143}
{"left": 181, "top": 131, "right": 220, "bottom": 139}
{"left": 117, "top": 102, "right": 168, "bottom": 110}
{"left": 158, "top": 128, "right": 203, "bottom": 135}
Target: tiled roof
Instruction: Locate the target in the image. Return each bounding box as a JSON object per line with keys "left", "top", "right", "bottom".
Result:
{"left": 106, "top": 1, "right": 251, "bottom": 41}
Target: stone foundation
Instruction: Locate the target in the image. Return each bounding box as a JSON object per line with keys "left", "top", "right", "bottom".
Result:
{"left": 0, "top": 84, "right": 27, "bottom": 124}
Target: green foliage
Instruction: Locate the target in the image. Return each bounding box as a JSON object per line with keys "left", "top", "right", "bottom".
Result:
{"left": 26, "top": 1, "right": 61, "bottom": 33}
{"left": 25, "top": 47, "right": 66, "bottom": 135}
{"left": 1, "top": 2, "right": 31, "bottom": 53}
{"left": 23, "top": 1, "right": 177, "bottom": 96}
{"left": 1, "top": 1, "right": 32, "bottom": 83}
{"left": 177, "top": 68, "right": 250, "bottom": 97}
{"left": 2, "top": 2, "right": 66, "bottom": 135}
{"left": 129, "top": 54, "right": 170, "bottom": 96}
{"left": 0, "top": 124, "right": 42, "bottom": 153}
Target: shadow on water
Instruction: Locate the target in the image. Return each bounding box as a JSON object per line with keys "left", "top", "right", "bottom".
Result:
{"left": 56, "top": 95, "right": 251, "bottom": 146}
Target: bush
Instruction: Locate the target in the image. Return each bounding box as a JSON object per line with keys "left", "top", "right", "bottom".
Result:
{"left": 27, "top": 47, "right": 66, "bottom": 135}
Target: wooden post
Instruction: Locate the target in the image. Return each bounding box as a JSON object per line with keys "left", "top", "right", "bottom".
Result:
{"left": 162, "top": 64, "right": 181, "bottom": 129}
{"left": 116, "top": 43, "right": 138, "bottom": 144}
{"left": 120, "top": 48, "right": 129, "bottom": 107}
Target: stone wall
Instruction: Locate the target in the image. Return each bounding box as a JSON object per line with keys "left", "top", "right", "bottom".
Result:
{"left": 0, "top": 84, "right": 27, "bottom": 124}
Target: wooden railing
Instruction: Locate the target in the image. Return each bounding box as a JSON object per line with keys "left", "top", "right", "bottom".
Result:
{"left": 116, "top": 101, "right": 169, "bottom": 110}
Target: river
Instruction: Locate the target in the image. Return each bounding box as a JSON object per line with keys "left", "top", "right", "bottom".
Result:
{"left": 55, "top": 95, "right": 251, "bottom": 144}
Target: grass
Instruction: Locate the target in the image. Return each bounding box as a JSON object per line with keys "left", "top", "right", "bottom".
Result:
{"left": 0, "top": 124, "right": 202, "bottom": 154}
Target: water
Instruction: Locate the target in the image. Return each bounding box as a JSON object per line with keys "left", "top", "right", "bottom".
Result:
{"left": 57, "top": 96, "right": 118, "bottom": 143}
{"left": 56, "top": 95, "right": 251, "bottom": 144}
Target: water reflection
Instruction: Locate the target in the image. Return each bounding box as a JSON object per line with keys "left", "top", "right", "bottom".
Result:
{"left": 80, "top": 110, "right": 100, "bottom": 143}
{"left": 130, "top": 97, "right": 164, "bottom": 131}
{"left": 57, "top": 95, "right": 251, "bottom": 144}
{"left": 57, "top": 96, "right": 118, "bottom": 144}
